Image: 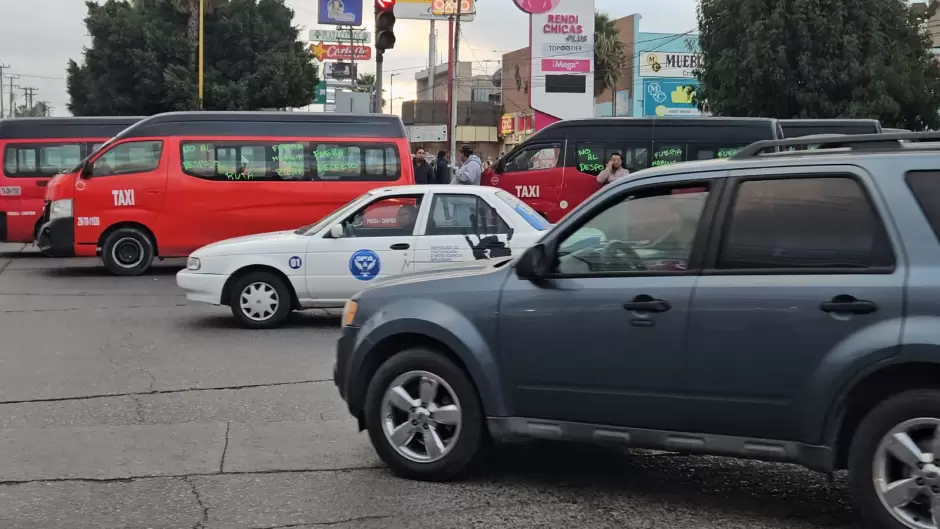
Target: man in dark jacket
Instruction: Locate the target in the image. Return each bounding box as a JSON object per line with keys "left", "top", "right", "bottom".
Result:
{"left": 434, "top": 150, "right": 450, "bottom": 185}
{"left": 413, "top": 147, "right": 433, "bottom": 185}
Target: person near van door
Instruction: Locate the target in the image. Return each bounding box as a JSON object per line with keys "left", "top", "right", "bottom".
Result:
{"left": 435, "top": 150, "right": 450, "bottom": 185}
{"left": 413, "top": 147, "right": 433, "bottom": 185}
{"left": 453, "top": 145, "right": 482, "bottom": 185}
{"left": 596, "top": 152, "right": 629, "bottom": 185}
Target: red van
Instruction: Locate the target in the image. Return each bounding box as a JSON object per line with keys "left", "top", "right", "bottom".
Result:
{"left": 484, "top": 117, "right": 784, "bottom": 223}
{"left": 1, "top": 117, "right": 141, "bottom": 243}
{"left": 39, "top": 111, "right": 415, "bottom": 275}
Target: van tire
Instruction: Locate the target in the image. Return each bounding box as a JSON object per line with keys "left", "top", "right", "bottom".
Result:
{"left": 228, "top": 271, "right": 292, "bottom": 329}
{"left": 101, "top": 227, "right": 155, "bottom": 276}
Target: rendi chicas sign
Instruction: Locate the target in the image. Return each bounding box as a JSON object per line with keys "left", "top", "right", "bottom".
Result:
{"left": 542, "top": 14, "right": 587, "bottom": 42}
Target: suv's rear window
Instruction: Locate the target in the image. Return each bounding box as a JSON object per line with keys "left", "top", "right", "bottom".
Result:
{"left": 905, "top": 171, "right": 940, "bottom": 241}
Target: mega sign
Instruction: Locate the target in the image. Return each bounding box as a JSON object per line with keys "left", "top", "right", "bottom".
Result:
{"left": 528, "top": 0, "right": 595, "bottom": 126}
{"left": 311, "top": 42, "right": 373, "bottom": 62}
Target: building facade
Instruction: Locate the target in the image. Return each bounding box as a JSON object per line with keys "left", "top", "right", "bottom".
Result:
{"left": 632, "top": 30, "right": 702, "bottom": 117}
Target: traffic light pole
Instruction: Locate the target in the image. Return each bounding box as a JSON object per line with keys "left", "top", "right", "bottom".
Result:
{"left": 374, "top": 50, "right": 384, "bottom": 113}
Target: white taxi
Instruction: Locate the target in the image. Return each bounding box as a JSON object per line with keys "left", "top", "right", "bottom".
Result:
{"left": 176, "top": 185, "right": 552, "bottom": 328}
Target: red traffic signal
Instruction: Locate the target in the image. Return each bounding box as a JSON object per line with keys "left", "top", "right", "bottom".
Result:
{"left": 376, "top": 0, "right": 395, "bottom": 10}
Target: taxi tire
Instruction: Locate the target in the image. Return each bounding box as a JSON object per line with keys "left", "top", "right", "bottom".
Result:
{"left": 101, "top": 227, "right": 154, "bottom": 276}
{"left": 364, "top": 348, "right": 484, "bottom": 482}
{"left": 228, "top": 271, "right": 291, "bottom": 330}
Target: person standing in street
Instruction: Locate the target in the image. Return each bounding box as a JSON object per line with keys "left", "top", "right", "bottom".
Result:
{"left": 452, "top": 145, "right": 482, "bottom": 185}
{"left": 434, "top": 150, "right": 450, "bottom": 185}
{"left": 596, "top": 152, "right": 629, "bottom": 186}
{"left": 413, "top": 147, "right": 433, "bottom": 185}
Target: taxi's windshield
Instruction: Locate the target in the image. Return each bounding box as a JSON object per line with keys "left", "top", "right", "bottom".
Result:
{"left": 293, "top": 192, "right": 372, "bottom": 234}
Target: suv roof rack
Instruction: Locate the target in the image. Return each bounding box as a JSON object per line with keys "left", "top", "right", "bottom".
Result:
{"left": 733, "top": 130, "right": 940, "bottom": 158}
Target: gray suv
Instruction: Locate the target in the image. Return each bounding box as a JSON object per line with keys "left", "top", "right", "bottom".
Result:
{"left": 335, "top": 132, "right": 940, "bottom": 529}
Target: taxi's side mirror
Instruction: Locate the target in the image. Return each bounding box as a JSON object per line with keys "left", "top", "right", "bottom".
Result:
{"left": 329, "top": 224, "right": 345, "bottom": 238}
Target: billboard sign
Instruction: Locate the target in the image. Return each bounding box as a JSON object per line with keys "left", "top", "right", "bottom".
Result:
{"left": 311, "top": 42, "right": 373, "bottom": 62}
{"left": 640, "top": 52, "right": 701, "bottom": 79}
{"left": 526, "top": 0, "right": 594, "bottom": 128}
{"left": 500, "top": 114, "right": 515, "bottom": 135}
{"left": 318, "top": 0, "right": 364, "bottom": 26}
{"left": 327, "top": 62, "right": 359, "bottom": 80}
{"left": 394, "top": 0, "right": 476, "bottom": 21}
{"left": 642, "top": 79, "right": 701, "bottom": 117}
{"left": 309, "top": 29, "right": 371, "bottom": 43}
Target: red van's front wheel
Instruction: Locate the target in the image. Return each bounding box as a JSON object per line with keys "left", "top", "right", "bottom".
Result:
{"left": 101, "top": 227, "right": 155, "bottom": 276}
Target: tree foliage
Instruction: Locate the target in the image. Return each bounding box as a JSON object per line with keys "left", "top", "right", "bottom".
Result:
{"left": 15, "top": 102, "right": 52, "bottom": 117}
{"left": 695, "top": 0, "right": 940, "bottom": 129}
{"left": 594, "top": 12, "right": 627, "bottom": 99}
{"left": 67, "top": 0, "right": 319, "bottom": 115}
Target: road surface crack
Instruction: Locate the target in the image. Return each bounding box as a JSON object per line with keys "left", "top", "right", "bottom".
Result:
{"left": 250, "top": 515, "right": 393, "bottom": 528}
{"left": 220, "top": 422, "right": 231, "bottom": 473}
{"left": 0, "top": 379, "right": 333, "bottom": 405}
{"left": 184, "top": 476, "right": 210, "bottom": 529}
{"left": 0, "top": 466, "right": 386, "bottom": 487}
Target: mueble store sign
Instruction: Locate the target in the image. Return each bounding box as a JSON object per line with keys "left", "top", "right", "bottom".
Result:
{"left": 640, "top": 52, "right": 702, "bottom": 79}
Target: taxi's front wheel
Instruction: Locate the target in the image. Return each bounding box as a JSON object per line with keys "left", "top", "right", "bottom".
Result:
{"left": 228, "top": 271, "right": 291, "bottom": 329}
{"left": 101, "top": 227, "right": 154, "bottom": 276}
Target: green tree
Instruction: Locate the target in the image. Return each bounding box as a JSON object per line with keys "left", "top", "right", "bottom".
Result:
{"left": 594, "top": 11, "right": 627, "bottom": 111}
{"left": 695, "top": 0, "right": 940, "bottom": 129}
{"left": 15, "top": 101, "right": 51, "bottom": 117}
{"left": 66, "top": 0, "right": 319, "bottom": 115}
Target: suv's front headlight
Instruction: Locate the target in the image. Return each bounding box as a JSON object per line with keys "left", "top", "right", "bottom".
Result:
{"left": 186, "top": 256, "right": 201, "bottom": 271}
{"left": 49, "top": 199, "right": 73, "bottom": 220}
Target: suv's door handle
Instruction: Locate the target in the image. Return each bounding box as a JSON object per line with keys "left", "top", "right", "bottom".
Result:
{"left": 390, "top": 243, "right": 410, "bottom": 250}
{"left": 820, "top": 295, "right": 878, "bottom": 315}
{"left": 623, "top": 295, "right": 671, "bottom": 313}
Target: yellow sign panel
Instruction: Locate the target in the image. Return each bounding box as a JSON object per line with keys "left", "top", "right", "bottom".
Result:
{"left": 430, "top": 0, "right": 475, "bottom": 16}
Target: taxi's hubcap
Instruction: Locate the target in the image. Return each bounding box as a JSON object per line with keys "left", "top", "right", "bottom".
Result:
{"left": 380, "top": 370, "right": 462, "bottom": 463}
{"left": 239, "top": 282, "right": 279, "bottom": 322}
{"left": 112, "top": 237, "right": 144, "bottom": 268}
{"left": 874, "top": 417, "right": 940, "bottom": 528}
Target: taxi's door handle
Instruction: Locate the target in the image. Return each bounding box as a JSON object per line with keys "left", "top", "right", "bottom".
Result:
{"left": 390, "top": 243, "right": 410, "bottom": 250}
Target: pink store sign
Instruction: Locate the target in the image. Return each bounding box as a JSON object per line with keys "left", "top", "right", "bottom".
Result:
{"left": 541, "top": 58, "right": 591, "bottom": 72}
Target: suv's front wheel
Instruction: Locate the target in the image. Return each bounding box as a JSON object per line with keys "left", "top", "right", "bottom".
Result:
{"left": 364, "top": 349, "right": 483, "bottom": 481}
{"left": 849, "top": 390, "right": 940, "bottom": 528}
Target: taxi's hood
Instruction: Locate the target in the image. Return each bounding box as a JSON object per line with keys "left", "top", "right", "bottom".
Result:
{"left": 45, "top": 172, "right": 78, "bottom": 200}
{"left": 192, "top": 230, "right": 304, "bottom": 257}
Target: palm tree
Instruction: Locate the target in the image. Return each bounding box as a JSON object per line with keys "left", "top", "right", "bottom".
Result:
{"left": 594, "top": 11, "right": 627, "bottom": 115}
{"left": 354, "top": 73, "right": 387, "bottom": 110}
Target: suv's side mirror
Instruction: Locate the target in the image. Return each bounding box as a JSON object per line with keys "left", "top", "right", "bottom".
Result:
{"left": 80, "top": 160, "right": 93, "bottom": 179}
{"left": 516, "top": 243, "right": 551, "bottom": 279}
{"left": 329, "top": 224, "right": 345, "bottom": 238}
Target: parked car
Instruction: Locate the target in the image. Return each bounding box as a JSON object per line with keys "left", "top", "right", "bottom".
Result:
{"left": 335, "top": 131, "right": 940, "bottom": 529}
{"left": 177, "top": 185, "right": 551, "bottom": 328}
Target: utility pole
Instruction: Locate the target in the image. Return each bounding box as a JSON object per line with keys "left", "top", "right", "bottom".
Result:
{"left": 448, "top": 0, "right": 463, "bottom": 164}
{"left": 428, "top": 20, "right": 436, "bottom": 98}
{"left": 21, "top": 87, "right": 37, "bottom": 115}
{"left": 0, "top": 63, "right": 9, "bottom": 119}
{"left": 3, "top": 74, "right": 18, "bottom": 118}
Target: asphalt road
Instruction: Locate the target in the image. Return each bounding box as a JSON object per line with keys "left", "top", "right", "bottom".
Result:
{"left": 0, "top": 242, "right": 859, "bottom": 529}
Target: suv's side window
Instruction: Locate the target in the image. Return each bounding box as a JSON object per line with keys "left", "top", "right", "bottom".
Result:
{"left": 504, "top": 143, "right": 562, "bottom": 173}
{"left": 905, "top": 171, "right": 940, "bottom": 241}
{"left": 92, "top": 141, "right": 163, "bottom": 177}
{"left": 554, "top": 183, "right": 710, "bottom": 274}
{"left": 717, "top": 176, "right": 894, "bottom": 270}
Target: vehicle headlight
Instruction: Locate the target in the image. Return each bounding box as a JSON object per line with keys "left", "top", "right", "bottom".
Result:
{"left": 49, "top": 199, "right": 73, "bottom": 220}
{"left": 342, "top": 300, "right": 358, "bottom": 327}
{"left": 186, "top": 256, "right": 201, "bottom": 271}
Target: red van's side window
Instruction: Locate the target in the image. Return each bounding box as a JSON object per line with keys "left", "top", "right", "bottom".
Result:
{"left": 504, "top": 143, "right": 562, "bottom": 173}
{"left": 91, "top": 141, "right": 163, "bottom": 177}
{"left": 3, "top": 143, "right": 83, "bottom": 177}
{"left": 179, "top": 141, "right": 401, "bottom": 182}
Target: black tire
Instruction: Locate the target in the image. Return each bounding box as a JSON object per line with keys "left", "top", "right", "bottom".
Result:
{"left": 227, "top": 271, "right": 292, "bottom": 329}
{"left": 101, "top": 227, "right": 155, "bottom": 276}
{"left": 364, "top": 348, "right": 484, "bottom": 481}
{"left": 848, "top": 389, "right": 940, "bottom": 529}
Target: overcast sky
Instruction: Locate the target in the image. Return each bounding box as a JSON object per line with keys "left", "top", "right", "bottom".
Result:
{"left": 0, "top": 0, "right": 697, "bottom": 117}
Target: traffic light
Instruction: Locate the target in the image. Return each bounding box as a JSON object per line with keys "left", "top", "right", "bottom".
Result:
{"left": 375, "top": 0, "right": 396, "bottom": 52}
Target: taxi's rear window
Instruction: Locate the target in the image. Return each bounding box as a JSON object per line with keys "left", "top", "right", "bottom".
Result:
{"left": 495, "top": 190, "right": 551, "bottom": 230}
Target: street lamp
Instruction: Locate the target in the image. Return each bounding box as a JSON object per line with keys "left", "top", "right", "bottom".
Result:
{"left": 389, "top": 73, "right": 399, "bottom": 114}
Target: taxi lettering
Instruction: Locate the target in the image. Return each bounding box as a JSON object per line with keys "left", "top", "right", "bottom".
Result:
{"left": 112, "top": 189, "right": 135, "bottom": 207}
{"left": 515, "top": 185, "right": 540, "bottom": 198}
